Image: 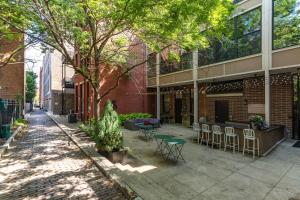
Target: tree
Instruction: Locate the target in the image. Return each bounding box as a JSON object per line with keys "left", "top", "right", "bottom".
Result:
{"left": 26, "top": 70, "right": 37, "bottom": 103}
{"left": 0, "top": 0, "right": 233, "bottom": 118}
{"left": 94, "top": 100, "right": 122, "bottom": 152}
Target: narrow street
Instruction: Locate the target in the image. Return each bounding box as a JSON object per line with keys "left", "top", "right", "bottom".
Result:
{"left": 0, "top": 110, "right": 126, "bottom": 200}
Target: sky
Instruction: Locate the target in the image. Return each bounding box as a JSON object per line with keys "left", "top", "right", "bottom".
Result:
{"left": 24, "top": 43, "right": 44, "bottom": 85}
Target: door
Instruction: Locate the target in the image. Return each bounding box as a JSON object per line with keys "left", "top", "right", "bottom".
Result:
{"left": 175, "top": 98, "right": 182, "bottom": 123}
{"left": 215, "top": 100, "right": 229, "bottom": 123}
{"left": 292, "top": 75, "right": 300, "bottom": 140}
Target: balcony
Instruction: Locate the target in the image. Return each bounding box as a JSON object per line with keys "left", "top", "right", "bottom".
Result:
{"left": 62, "top": 77, "right": 74, "bottom": 88}
{"left": 160, "top": 52, "right": 193, "bottom": 75}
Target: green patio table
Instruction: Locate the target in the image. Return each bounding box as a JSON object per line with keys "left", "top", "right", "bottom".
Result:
{"left": 137, "top": 124, "right": 156, "bottom": 140}
{"left": 163, "top": 138, "right": 186, "bottom": 162}
{"left": 154, "top": 134, "right": 175, "bottom": 154}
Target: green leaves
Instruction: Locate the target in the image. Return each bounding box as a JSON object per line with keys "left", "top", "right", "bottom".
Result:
{"left": 26, "top": 71, "right": 37, "bottom": 103}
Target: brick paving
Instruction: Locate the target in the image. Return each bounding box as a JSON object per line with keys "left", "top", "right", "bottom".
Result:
{"left": 0, "top": 110, "right": 126, "bottom": 200}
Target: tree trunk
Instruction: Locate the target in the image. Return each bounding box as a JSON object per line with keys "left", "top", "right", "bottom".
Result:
{"left": 93, "top": 87, "right": 101, "bottom": 119}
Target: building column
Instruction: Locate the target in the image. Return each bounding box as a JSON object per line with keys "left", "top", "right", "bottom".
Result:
{"left": 156, "top": 53, "right": 160, "bottom": 119}
{"left": 193, "top": 50, "right": 199, "bottom": 124}
{"left": 262, "top": 0, "right": 273, "bottom": 125}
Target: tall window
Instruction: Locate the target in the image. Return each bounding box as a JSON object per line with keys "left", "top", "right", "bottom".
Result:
{"left": 198, "top": 7, "right": 262, "bottom": 66}
{"left": 147, "top": 53, "right": 156, "bottom": 78}
{"left": 160, "top": 52, "right": 193, "bottom": 75}
{"left": 273, "top": 0, "right": 300, "bottom": 49}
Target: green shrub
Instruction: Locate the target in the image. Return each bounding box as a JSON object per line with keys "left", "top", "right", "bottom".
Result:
{"left": 79, "top": 118, "right": 97, "bottom": 136}
{"left": 12, "top": 118, "right": 28, "bottom": 128}
{"left": 119, "top": 113, "right": 152, "bottom": 125}
{"left": 93, "top": 100, "right": 123, "bottom": 152}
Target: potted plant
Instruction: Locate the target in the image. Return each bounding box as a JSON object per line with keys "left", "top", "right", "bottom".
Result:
{"left": 94, "top": 100, "right": 128, "bottom": 163}
{"left": 249, "top": 115, "right": 264, "bottom": 130}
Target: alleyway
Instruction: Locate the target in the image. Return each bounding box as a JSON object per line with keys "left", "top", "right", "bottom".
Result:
{"left": 0, "top": 110, "right": 126, "bottom": 200}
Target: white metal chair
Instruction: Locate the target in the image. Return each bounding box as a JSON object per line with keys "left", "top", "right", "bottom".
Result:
{"left": 212, "top": 125, "right": 223, "bottom": 149}
{"left": 224, "top": 127, "right": 239, "bottom": 153}
{"left": 192, "top": 122, "right": 201, "bottom": 143}
{"left": 200, "top": 124, "right": 211, "bottom": 146}
{"left": 243, "top": 129, "right": 259, "bottom": 159}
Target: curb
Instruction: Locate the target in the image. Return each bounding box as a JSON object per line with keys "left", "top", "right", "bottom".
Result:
{"left": 0, "top": 125, "right": 24, "bottom": 159}
{"left": 0, "top": 112, "right": 31, "bottom": 159}
{"left": 47, "top": 113, "right": 142, "bottom": 200}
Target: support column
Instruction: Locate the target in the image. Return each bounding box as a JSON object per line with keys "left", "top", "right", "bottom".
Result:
{"left": 262, "top": 0, "right": 273, "bottom": 125}
{"left": 156, "top": 53, "right": 160, "bottom": 119}
{"left": 193, "top": 50, "right": 199, "bottom": 124}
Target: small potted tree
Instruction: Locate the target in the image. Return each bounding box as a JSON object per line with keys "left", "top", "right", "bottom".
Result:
{"left": 94, "top": 100, "right": 128, "bottom": 163}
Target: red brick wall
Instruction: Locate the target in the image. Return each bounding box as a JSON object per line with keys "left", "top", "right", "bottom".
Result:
{"left": 270, "top": 78, "right": 292, "bottom": 130}
{"left": 0, "top": 36, "right": 24, "bottom": 102}
{"left": 201, "top": 75, "right": 292, "bottom": 131}
{"left": 74, "top": 41, "right": 152, "bottom": 120}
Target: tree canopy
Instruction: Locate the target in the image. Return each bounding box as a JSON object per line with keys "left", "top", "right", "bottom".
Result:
{"left": 0, "top": 0, "right": 234, "bottom": 116}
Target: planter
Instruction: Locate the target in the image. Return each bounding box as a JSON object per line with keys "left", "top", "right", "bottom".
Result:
{"left": 98, "top": 149, "right": 128, "bottom": 164}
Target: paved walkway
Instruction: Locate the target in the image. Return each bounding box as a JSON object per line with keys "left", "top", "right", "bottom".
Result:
{"left": 0, "top": 110, "right": 126, "bottom": 200}
{"left": 49, "top": 115, "right": 300, "bottom": 200}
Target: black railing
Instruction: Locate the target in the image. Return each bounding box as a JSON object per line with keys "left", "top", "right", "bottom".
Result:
{"left": 160, "top": 52, "right": 193, "bottom": 75}
{"left": 0, "top": 99, "right": 21, "bottom": 126}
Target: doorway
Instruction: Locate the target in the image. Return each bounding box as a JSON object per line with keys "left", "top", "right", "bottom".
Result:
{"left": 292, "top": 74, "right": 300, "bottom": 140}
{"left": 175, "top": 98, "right": 182, "bottom": 123}
{"left": 215, "top": 100, "right": 229, "bottom": 123}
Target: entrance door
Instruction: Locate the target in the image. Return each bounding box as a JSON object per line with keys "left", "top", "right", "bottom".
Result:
{"left": 292, "top": 75, "right": 300, "bottom": 140}
{"left": 215, "top": 100, "right": 229, "bottom": 123}
{"left": 175, "top": 98, "right": 182, "bottom": 123}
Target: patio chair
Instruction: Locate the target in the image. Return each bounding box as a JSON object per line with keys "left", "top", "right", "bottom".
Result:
{"left": 243, "top": 129, "right": 259, "bottom": 159}
{"left": 200, "top": 124, "right": 211, "bottom": 146}
{"left": 224, "top": 127, "right": 239, "bottom": 153}
{"left": 211, "top": 125, "right": 223, "bottom": 149}
{"left": 192, "top": 122, "right": 201, "bottom": 143}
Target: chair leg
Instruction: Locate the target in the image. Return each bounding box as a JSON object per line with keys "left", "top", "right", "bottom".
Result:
{"left": 206, "top": 133, "right": 209, "bottom": 146}
{"left": 197, "top": 131, "right": 200, "bottom": 144}
{"left": 243, "top": 138, "right": 245, "bottom": 155}
{"left": 237, "top": 136, "right": 240, "bottom": 152}
{"left": 219, "top": 134, "right": 222, "bottom": 149}
{"left": 253, "top": 139, "right": 255, "bottom": 159}
{"left": 212, "top": 134, "right": 214, "bottom": 149}
{"left": 224, "top": 135, "right": 227, "bottom": 152}
{"left": 257, "top": 138, "right": 260, "bottom": 157}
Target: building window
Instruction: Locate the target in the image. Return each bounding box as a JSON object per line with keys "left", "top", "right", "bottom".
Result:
{"left": 198, "top": 7, "right": 262, "bottom": 66}
{"left": 160, "top": 51, "right": 193, "bottom": 75}
{"left": 147, "top": 53, "right": 157, "bottom": 78}
{"left": 273, "top": 0, "right": 300, "bottom": 50}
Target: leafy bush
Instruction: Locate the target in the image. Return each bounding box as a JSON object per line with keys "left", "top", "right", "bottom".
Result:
{"left": 93, "top": 100, "right": 123, "bottom": 152}
{"left": 12, "top": 118, "right": 28, "bottom": 128}
{"left": 79, "top": 118, "right": 97, "bottom": 137}
{"left": 119, "top": 113, "right": 152, "bottom": 125}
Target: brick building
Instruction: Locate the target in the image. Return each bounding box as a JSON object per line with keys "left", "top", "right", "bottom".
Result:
{"left": 0, "top": 34, "right": 25, "bottom": 109}
{"left": 74, "top": 42, "right": 154, "bottom": 121}
{"left": 147, "top": 0, "right": 300, "bottom": 139}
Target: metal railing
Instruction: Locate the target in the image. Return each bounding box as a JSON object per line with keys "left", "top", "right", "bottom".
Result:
{"left": 0, "top": 99, "right": 21, "bottom": 126}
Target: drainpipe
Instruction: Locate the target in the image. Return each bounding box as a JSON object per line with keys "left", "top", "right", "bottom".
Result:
{"left": 262, "top": 0, "right": 272, "bottom": 125}
{"left": 193, "top": 50, "right": 199, "bottom": 124}
{"left": 156, "top": 53, "right": 160, "bottom": 119}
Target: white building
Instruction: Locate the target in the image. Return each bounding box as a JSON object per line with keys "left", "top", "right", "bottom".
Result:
{"left": 41, "top": 49, "right": 75, "bottom": 114}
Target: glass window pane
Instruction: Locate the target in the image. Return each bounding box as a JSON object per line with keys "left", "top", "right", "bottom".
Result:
{"left": 273, "top": 0, "right": 300, "bottom": 49}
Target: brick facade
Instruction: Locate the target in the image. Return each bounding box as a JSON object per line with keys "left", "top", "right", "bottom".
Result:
{"left": 199, "top": 74, "right": 293, "bottom": 131}
{"left": 0, "top": 37, "right": 25, "bottom": 103}
{"left": 74, "top": 41, "right": 153, "bottom": 120}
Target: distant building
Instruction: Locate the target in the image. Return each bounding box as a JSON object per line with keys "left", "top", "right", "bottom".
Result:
{"left": 40, "top": 49, "right": 75, "bottom": 114}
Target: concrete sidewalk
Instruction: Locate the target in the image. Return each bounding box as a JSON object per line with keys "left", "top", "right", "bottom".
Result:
{"left": 51, "top": 114, "right": 300, "bottom": 200}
